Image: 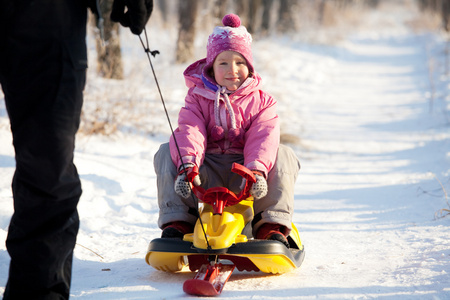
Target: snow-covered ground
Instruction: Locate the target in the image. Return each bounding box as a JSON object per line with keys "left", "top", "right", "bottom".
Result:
{"left": 1, "top": 2, "right": 449, "bottom": 299}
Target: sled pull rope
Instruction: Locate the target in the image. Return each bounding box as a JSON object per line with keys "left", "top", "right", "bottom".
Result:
{"left": 138, "top": 29, "right": 212, "bottom": 251}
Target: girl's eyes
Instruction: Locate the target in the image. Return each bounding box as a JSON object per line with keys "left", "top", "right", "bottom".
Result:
{"left": 220, "top": 61, "right": 246, "bottom": 66}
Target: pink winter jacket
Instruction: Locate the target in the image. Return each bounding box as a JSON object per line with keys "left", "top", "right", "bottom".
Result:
{"left": 169, "top": 58, "right": 280, "bottom": 177}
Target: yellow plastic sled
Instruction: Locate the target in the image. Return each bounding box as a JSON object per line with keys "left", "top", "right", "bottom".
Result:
{"left": 145, "top": 163, "right": 305, "bottom": 296}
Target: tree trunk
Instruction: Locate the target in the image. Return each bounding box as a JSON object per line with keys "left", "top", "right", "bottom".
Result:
{"left": 93, "top": 0, "right": 123, "bottom": 79}
{"left": 176, "top": 0, "right": 198, "bottom": 64}
{"left": 212, "top": 0, "right": 229, "bottom": 24}
{"left": 247, "top": 0, "right": 261, "bottom": 34}
{"left": 261, "top": 0, "right": 274, "bottom": 35}
{"left": 442, "top": 0, "right": 450, "bottom": 31}
{"left": 277, "top": 0, "right": 296, "bottom": 33}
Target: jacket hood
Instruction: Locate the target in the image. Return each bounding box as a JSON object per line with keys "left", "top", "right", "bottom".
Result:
{"left": 183, "top": 58, "right": 261, "bottom": 94}
{"left": 182, "top": 58, "right": 263, "bottom": 143}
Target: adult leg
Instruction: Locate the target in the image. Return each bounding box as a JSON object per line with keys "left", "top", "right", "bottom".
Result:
{"left": 1, "top": 1, "right": 88, "bottom": 299}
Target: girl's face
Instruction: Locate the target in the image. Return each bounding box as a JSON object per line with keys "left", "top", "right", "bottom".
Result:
{"left": 212, "top": 51, "right": 249, "bottom": 91}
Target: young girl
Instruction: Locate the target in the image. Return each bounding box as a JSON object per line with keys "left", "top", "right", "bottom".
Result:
{"left": 154, "top": 14, "right": 301, "bottom": 247}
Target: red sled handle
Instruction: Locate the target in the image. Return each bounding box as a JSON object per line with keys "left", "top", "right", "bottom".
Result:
{"left": 186, "top": 163, "right": 256, "bottom": 213}
{"left": 231, "top": 162, "right": 256, "bottom": 200}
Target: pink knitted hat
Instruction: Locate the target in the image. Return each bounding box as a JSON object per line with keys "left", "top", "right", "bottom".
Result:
{"left": 205, "top": 14, "right": 254, "bottom": 74}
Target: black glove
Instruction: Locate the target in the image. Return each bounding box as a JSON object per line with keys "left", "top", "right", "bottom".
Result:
{"left": 111, "top": 0, "right": 153, "bottom": 35}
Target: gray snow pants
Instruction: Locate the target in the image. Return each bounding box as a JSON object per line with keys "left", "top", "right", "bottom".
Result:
{"left": 154, "top": 143, "right": 301, "bottom": 236}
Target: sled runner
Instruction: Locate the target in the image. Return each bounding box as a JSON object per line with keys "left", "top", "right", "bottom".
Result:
{"left": 145, "top": 163, "right": 305, "bottom": 296}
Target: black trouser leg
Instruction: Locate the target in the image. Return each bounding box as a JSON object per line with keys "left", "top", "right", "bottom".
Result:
{"left": 0, "top": 1, "right": 87, "bottom": 299}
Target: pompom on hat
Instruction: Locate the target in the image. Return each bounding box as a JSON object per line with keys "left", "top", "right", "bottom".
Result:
{"left": 204, "top": 14, "right": 254, "bottom": 75}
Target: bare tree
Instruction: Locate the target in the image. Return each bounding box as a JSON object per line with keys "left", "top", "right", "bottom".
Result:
{"left": 248, "top": 0, "right": 262, "bottom": 34}
{"left": 261, "top": 0, "right": 274, "bottom": 35}
{"left": 418, "top": 0, "right": 450, "bottom": 31}
{"left": 158, "top": 0, "right": 168, "bottom": 24}
{"left": 232, "top": 0, "right": 262, "bottom": 33}
{"left": 93, "top": 0, "right": 123, "bottom": 79}
{"left": 277, "top": 0, "right": 296, "bottom": 33}
{"left": 418, "top": 0, "right": 441, "bottom": 11}
{"left": 176, "top": 0, "right": 198, "bottom": 63}
{"left": 212, "top": 0, "right": 229, "bottom": 24}
{"left": 234, "top": 0, "right": 250, "bottom": 28}
{"left": 441, "top": 0, "right": 450, "bottom": 31}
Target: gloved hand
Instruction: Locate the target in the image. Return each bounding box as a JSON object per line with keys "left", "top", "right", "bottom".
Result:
{"left": 250, "top": 171, "right": 268, "bottom": 199}
{"left": 174, "top": 164, "right": 201, "bottom": 199}
{"left": 242, "top": 170, "right": 268, "bottom": 200}
{"left": 111, "top": 0, "right": 153, "bottom": 35}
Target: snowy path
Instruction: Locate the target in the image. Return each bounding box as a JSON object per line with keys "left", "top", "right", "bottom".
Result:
{"left": 284, "top": 34, "right": 450, "bottom": 299}
{"left": 1, "top": 22, "right": 450, "bottom": 300}
{"left": 73, "top": 32, "right": 448, "bottom": 299}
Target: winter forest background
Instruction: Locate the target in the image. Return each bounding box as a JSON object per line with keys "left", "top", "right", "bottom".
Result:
{"left": 84, "top": 0, "right": 450, "bottom": 137}
{"left": 92, "top": 0, "right": 450, "bottom": 78}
